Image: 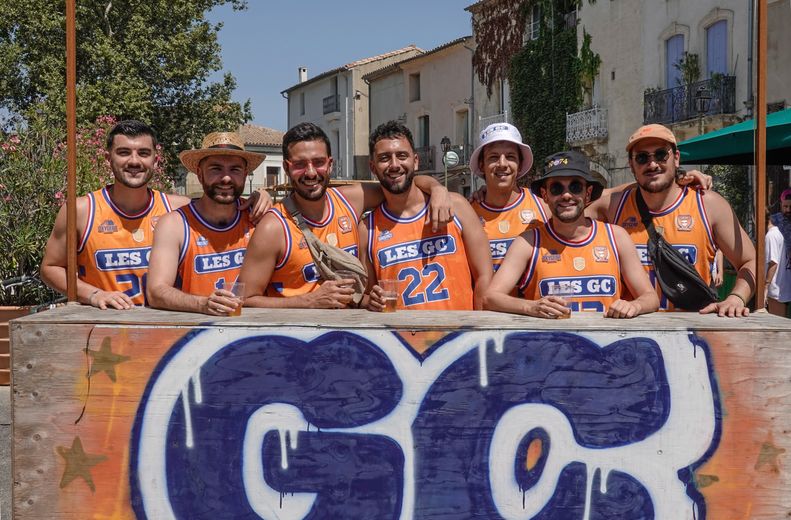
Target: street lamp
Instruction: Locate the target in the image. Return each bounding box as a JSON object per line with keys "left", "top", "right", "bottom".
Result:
{"left": 694, "top": 85, "right": 712, "bottom": 135}
{"left": 440, "top": 136, "right": 451, "bottom": 188}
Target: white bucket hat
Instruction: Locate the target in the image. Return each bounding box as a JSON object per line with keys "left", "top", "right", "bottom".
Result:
{"left": 469, "top": 123, "right": 534, "bottom": 179}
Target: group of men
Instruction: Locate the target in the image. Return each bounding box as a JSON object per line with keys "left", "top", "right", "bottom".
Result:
{"left": 41, "top": 116, "right": 761, "bottom": 319}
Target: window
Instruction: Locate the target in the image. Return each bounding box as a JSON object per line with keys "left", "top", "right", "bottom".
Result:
{"left": 417, "top": 115, "right": 430, "bottom": 148}
{"left": 409, "top": 73, "right": 421, "bottom": 102}
{"left": 706, "top": 20, "right": 727, "bottom": 77}
{"left": 266, "top": 166, "right": 279, "bottom": 187}
{"left": 665, "top": 34, "right": 684, "bottom": 87}
{"left": 299, "top": 92, "right": 305, "bottom": 115}
{"left": 527, "top": 5, "right": 541, "bottom": 41}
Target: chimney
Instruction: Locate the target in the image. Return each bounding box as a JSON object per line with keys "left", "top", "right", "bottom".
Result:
{"left": 298, "top": 67, "right": 308, "bottom": 83}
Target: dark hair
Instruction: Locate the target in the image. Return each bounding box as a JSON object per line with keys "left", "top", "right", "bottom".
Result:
{"left": 369, "top": 121, "right": 415, "bottom": 156}
{"left": 106, "top": 120, "right": 158, "bottom": 150}
{"left": 478, "top": 141, "right": 523, "bottom": 170}
{"left": 282, "top": 122, "right": 331, "bottom": 160}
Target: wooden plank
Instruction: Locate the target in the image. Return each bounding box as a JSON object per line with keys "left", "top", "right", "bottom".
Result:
{"left": 10, "top": 314, "right": 791, "bottom": 518}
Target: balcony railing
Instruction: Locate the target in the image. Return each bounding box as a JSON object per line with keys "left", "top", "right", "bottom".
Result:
{"left": 478, "top": 111, "right": 509, "bottom": 132}
{"left": 566, "top": 105, "right": 608, "bottom": 143}
{"left": 323, "top": 94, "right": 340, "bottom": 115}
{"left": 643, "top": 75, "right": 736, "bottom": 125}
{"left": 416, "top": 146, "right": 435, "bottom": 172}
{"left": 449, "top": 144, "right": 471, "bottom": 166}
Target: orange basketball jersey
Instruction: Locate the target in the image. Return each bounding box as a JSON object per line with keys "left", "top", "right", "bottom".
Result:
{"left": 366, "top": 199, "right": 474, "bottom": 310}
{"left": 613, "top": 186, "right": 715, "bottom": 310}
{"left": 77, "top": 186, "right": 173, "bottom": 305}
{"left": 472, "top": 187, "right": 547, "bottom": 271}
{"left": 519, "top": 219, "right": 623, "bottom": 313}
{"left": 176, "top": 202, "right": 252, "bottom": 296}
{"left": 266, "top": 188, "right": 360, "bottom": 297}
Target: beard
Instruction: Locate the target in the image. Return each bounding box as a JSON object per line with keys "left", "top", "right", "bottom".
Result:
{"left": 112, "top": 165, "right": 153, "bottom": 189}
{"left": 553, "top": 201, "right": 584, "bottom": 223}
{"left": 379, "top": 170, "right": 414, "bottom": 195}
{"left": 292, "top": 174, "right": 329, "bottom": 201}
{"left": 204, "top": 181, "right": 244, "bottom": 204}
{"left": 635, "top": 168, "right": 675, "bottom": 194}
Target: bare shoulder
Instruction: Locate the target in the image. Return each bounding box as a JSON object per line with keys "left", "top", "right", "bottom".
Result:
{"left": 155, "top": 209, "right": 184, "bottom": 230}
{"left": 165, "top": 193, "right": 191, "bottom": 209}
{"left": 250, "top": 210, "right": 286, "bottom": 243}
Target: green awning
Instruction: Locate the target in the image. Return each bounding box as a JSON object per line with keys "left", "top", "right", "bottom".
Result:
{"left": 678, "top": 107, "right": 791, "bottom": 165}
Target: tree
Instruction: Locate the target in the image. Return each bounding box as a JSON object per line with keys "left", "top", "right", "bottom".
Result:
{"left": 0, "top": 0, "right": 252, "bottom": 179}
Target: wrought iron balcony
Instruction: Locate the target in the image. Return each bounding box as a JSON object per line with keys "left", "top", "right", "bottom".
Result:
{"left": 643, "top": 76, "right": 736, "bottom": 125}
{"left": 416, "top": 146, "right": 435, "bottom": 172}
{"left": 566, "top": 105, "right": 608, "bottom": 143}
{"left": 478, "top": 111, "right": 509, "bottom": 132}
{"left": 323, "top": 94, "right": 340, "bottom": 115}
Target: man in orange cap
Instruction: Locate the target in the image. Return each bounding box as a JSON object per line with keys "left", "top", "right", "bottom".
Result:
{"left": 587, "top": 124, "right": 756, "bottom": 316}
{"left": 147, "top": 131, "right": 266, "bottom": 315}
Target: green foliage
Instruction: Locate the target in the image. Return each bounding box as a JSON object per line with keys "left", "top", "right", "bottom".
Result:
{"left": 0, "top": 0, "right": 252, "bottom": 180}
{"left": 0, "top": 110, "right": 170, "bottom": 305}
{"left": 578, "top": 29, "right": 601, "bottom": 97}
{"left": 509, "top": 7, "right": 582, "bottom": 180}
{"left": 673, "top": 52, "right": 700, "bottom": 86}
{"left": 708, "top": 164, "right": 751, "bottom": 232}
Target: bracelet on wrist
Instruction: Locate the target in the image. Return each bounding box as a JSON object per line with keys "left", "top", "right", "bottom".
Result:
{"left": 728, "top": 292, "right": 747, "bottom": 306}
{"left": 88, "top": 289, "right": 100, "bottom": 304}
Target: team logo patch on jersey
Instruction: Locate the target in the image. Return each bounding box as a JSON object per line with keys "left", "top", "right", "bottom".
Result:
{"left": 676, "top": 214, "right": 694, "bottom": 231}
{"left": 338, "top": 216, "right": 352, "bottom": 233}
{"left": 593, "top": 246, "right": 609, "bottom": 262}
{"left": 326, "top": 233, "right": 338, "bottom": 247}
{"left": 196, "top": 235, "right": 209, "bottom": 247}
{"left": 378, "top": 230, "right": 393, "bottom": 242}
{"left": 98, "top": 219, "right": 118, "bottom": 234}
{"left": 542, "top": 249, "right": 562, "bottom": 263}
{"left": 573, "top": 257, "right": 586, "bottom": 271}
{"left": 622, "top": 216, "right": 639, "bottom": 229}
{"left": 498, "top": 221, "right": 510, "bottom": 234}
{"left": 132, "top": 228, "right": 145, "bottom": 243}
{"left": 520, "top": 210, "right": 535, "bottom": 224}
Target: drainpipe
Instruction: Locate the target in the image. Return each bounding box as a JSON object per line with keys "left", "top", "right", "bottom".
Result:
{"left": 747, "top": 0, "right": 754, "bottom": 119}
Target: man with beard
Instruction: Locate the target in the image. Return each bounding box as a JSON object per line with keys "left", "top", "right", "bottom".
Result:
{"left": 361, "top": 121, "right": 492, "bottom": 311}
{"left": 146, "top": 132, "right": 265, "bottom": 315}
{"left": 484, "top": 151, "right": 658, "bottom": 318}
{"left": 587, "top": 124, "right": 756, "bottom": 316}
{"left": 239, "top": 122, "right": 451, "bottom": 308}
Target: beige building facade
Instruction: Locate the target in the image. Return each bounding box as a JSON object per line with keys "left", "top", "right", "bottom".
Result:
{"left": 281, "top": 46, "right": 422, "bottom": 181}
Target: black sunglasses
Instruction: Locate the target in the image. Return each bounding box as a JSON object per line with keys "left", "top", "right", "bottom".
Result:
{"left": 633, "top": 148, "right": 672, "bottom": 165}
{"left": 548, "top": 180, "right": 585, "bottom": 196}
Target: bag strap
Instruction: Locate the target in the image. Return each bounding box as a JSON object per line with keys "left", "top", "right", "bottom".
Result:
{"left": 282, "top": 195, "right": 312, "bottom": 233}
{"left": 634, "top": 188, "right": 661, "bottom": 242}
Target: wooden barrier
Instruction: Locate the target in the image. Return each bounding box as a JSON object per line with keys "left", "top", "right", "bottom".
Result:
{"left": 10, "top": 306, "right": 791, "bottom": 519}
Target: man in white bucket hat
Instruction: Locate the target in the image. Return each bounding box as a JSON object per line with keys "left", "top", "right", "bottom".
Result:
{"left": 469, "top": 123, "right": 548, "bottom": 280}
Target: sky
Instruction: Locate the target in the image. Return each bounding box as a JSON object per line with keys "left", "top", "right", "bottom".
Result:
{"left": 207, "top": 1, "right": 475, "bottom": 132}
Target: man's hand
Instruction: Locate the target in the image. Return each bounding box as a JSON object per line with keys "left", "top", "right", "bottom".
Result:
{"left": 426, "top": 185, "right": 453, "bottom": 231}
{"left": 526, "top": 296, "right": 570, "bottom": 319}
{"left": 605, "top": 299, "right": 641, "bottom": 319}
{"left": 89, "top": 289, "right": 134, "bottom": 310}
{"left": 469, "top": 185, "right": 487, "bottom": 204}
{"left": 307, "top": 280, "right": 355, "bottom": 309}
{"left": 239, "top": 188, "right": 273, "bottom": 225}
{"left": 677, "top": 169, "right": 713, "bottom": 190}
{"left": 366, "top": 284, "right": 386, "bottom": 312}
{"left": 700, "top": 294, "right": 750, "bottom": 317}
{"left": 201, "top": 289, "right": 242, "bottom": 316}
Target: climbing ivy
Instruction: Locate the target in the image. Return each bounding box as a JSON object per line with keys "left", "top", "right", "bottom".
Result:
{"left": 509, "top": 5, "right": 582, "bottom": 180}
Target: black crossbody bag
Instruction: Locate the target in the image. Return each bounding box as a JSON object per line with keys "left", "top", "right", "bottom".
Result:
{"left": 635, "top": 189, "right": 718, "bottom": 310}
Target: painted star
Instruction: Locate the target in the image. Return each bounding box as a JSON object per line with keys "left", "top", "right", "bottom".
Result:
{"left": 56, "top": 436, "right": 107, "bottom": 492}
{"left": 87, "top": 337, "right": 130, "bottom": 382}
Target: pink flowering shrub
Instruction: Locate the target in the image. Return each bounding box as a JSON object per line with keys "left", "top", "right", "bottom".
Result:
{"left": 0, "top": 111, "right": 171, "bottom": 305}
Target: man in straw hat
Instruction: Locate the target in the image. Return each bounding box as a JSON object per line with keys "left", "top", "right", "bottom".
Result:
{"left": 239, "top": 122, "right": 451, "bottom": 308}
{"left": 360, "top": 121, "right": 492, "bottom": 311}
{"left": 484, "top": 151, "right": 658, "bottom": 319}
{"left": 587, "top": 123, "right": 756, "bottom": 316}
{"left": 147, "top": 131, "right": 266, "bottom": 315}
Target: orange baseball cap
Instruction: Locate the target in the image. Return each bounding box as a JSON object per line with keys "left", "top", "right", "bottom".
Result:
{"left": 625, "top": 124, "right": 677, "bottom": 152}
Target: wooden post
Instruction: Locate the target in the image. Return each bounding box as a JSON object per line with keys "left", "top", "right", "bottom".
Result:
{"left": 65, "top": 0, "right": 78, "bottom": 302}
{"left": 755, "top": 0, "right": 767, "bottom": 309}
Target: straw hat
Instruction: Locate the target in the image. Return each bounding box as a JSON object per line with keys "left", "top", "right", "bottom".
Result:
{"left": 179, "top": 132, "right": 266, "bottom": 173}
